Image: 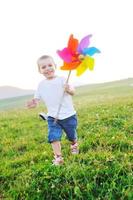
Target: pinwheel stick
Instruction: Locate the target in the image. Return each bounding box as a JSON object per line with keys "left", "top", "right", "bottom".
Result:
{"left": 65, "top": 70, "right": 72, "bottom": 84}
{"left": 54, "top": 70, "right": 72, "bottom": 123}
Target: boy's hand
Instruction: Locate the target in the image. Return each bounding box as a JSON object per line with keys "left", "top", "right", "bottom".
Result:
{"left": 27, "top": 99, "right": 38, "bottom": 109}
{"left": 64, "top": 84, "right": 75, "bottom": 96}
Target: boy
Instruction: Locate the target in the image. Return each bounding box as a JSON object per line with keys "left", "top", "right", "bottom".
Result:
{"left": 27, "top": 55, "right": 78, "bottom": 165}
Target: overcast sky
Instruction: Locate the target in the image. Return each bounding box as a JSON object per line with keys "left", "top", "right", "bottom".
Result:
{"left": 0, "top": 0, "right": 133, "bottom": 89}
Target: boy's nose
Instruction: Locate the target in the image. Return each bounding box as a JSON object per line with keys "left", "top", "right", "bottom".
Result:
{"left": 46, "top": 65, "right": 53, "bottom": 70}
{"left": 45, "top": 65, "right": 49, "bottom": 70}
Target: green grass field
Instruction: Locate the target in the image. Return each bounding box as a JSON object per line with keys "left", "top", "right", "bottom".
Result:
{"left": 0, "top": 78, "right": 133, "bottom": 199}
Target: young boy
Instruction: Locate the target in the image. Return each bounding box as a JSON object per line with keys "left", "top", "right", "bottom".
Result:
{"left": 27, "top": 55, "right": 78, "bottom": 165}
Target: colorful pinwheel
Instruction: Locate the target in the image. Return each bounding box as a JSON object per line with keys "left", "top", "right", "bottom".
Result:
{"left": 57, "top": 34, "right": 100, "bottom": 76}
{"left": 55, "top": 34, "right": 100, "bottom": 122}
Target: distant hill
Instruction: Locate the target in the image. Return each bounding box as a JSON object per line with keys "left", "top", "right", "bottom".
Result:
{"left": 0, "top": 86, "right": 34, "bottom": 100}
{"left": 77, "top": 77, "right": 133, "bottom": 89}
{"left": 0, "top": 78, "right": 132, "bottom": 111}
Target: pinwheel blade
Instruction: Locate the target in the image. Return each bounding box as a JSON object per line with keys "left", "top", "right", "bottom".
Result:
{"left": 76, "top": 62, "right": 87, "bottom": 76}
{"left": 85, "top": 56, "right": 95, "bottom": 70}
{"left": 57, "top": 48, "right": 72, "bottom": 63}
{"left": 61, "top": 61, "right": 81, "bottom": 70}
{"left": 76, "top": 56, "right": 94, "bottom": 76}
{"left": 77, "top": 35, "right": 92, "bottom": 54}
{"left": 68, "top": 34, "right": 79, "bottom": 52}
{"left": 83, "top": 47, "right": 101, "bottom": 56}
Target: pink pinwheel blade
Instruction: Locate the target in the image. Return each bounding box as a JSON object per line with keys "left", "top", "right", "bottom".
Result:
{"left": 57, "top": 48, "right": 72, "bottom": 63}
{"left": 77, "top": 35, "right": 92, "bottom": 54}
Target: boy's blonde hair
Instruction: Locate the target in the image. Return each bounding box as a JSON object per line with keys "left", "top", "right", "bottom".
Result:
{"left": 37, "top": 55, "right": 55, "bottom": 71}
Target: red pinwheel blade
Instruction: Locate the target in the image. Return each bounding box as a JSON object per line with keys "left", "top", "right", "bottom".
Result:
{"left": 68, "top": 34, "right": 79, "bottom": 52}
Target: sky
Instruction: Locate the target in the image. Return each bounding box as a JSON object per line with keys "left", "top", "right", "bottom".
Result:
{"left": 0, "top": 0, "right": 133, "bottom": 89}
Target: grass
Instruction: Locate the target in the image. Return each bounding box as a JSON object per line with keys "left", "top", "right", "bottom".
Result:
{"left": 0, "top": 78, "right": 133, "bottom": 199}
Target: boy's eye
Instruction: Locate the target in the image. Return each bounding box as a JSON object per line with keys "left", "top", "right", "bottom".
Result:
{"left": 41, "top": 65, "right": 46, "bottom": 69}
{"left": 48, "top": 64, "right": 53, "bottom": 67}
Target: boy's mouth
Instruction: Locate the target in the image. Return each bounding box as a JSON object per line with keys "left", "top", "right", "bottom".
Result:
{"left": 45, "top": 70, "right": 54, "bottom": 76}
{"left": 46, "top": 71, "right": 53, "bottom": 74}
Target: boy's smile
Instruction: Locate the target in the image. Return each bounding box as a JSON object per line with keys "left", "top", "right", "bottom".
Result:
{"left": 38, "top": 58, "right": 56, "bottom": 79}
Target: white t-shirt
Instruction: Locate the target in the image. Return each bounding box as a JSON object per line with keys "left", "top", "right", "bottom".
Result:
{"left": 34, "top": 76, "right": 76, "bottom": 119}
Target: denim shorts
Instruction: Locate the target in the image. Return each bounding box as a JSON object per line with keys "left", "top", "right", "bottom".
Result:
{"left": 47, "top": 114, "right": 78, "bottom": 143}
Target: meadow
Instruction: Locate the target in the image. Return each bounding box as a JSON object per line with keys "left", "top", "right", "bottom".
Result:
{"left": 0, "top": 78, "right": 133, "bottom": 199}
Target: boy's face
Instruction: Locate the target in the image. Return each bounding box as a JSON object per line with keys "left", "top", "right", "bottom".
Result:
{"left": 38, "top": 58, "right": 56, "bottom": 79}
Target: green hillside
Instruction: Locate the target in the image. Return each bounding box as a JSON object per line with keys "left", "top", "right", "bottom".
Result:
{"left": 0, "top": 78, "right": 133, "bottom": 199}
{"left": 0, "top": 78, "right": 133, "bottom": 111}
{"left": 0, "top": 95, "right": 33, "bottom": 111}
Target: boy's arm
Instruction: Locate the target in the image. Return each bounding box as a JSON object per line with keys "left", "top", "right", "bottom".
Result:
{"left": 64, "top": 84, "right": 75, "bottom": 96}
{"left": 27, "top": 98, "right": 40, "bottom": 108}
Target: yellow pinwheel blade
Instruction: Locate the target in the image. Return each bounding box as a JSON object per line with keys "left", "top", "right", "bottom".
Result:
{"left": 85, "top": 56, "right": 94, "bottom": 70}
{"left": 76, "top": 56, "right": 95, "bottom": 76}
{"left": 76, "top": 62, "right": 87, "bottom": 76}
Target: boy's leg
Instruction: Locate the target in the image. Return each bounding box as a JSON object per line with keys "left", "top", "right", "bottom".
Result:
{"left": 70, "top": 140, "right": 79, "bottom": 154}
{"left": 51, "top": 141, "right": 62, "bottom": 156}
{"left": 59, "top": 115, "right": 79, "bottom": 154}
{"left": 47, "top": 117, "right": 63, "bottom": 165}
{"left": 51, "top": 141, "right": 64, "bottom": 165}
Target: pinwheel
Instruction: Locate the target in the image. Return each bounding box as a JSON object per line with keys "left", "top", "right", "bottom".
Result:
{"left": 55, "top": 34, "right": 100, "bottom": 122}
{"left": 57, "top": 34, "right": 100, "bottom": 77}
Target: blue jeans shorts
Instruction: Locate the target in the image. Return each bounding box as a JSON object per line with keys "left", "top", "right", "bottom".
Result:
{"left": 47, "top": 114, "right": 78, "bottom": 143}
